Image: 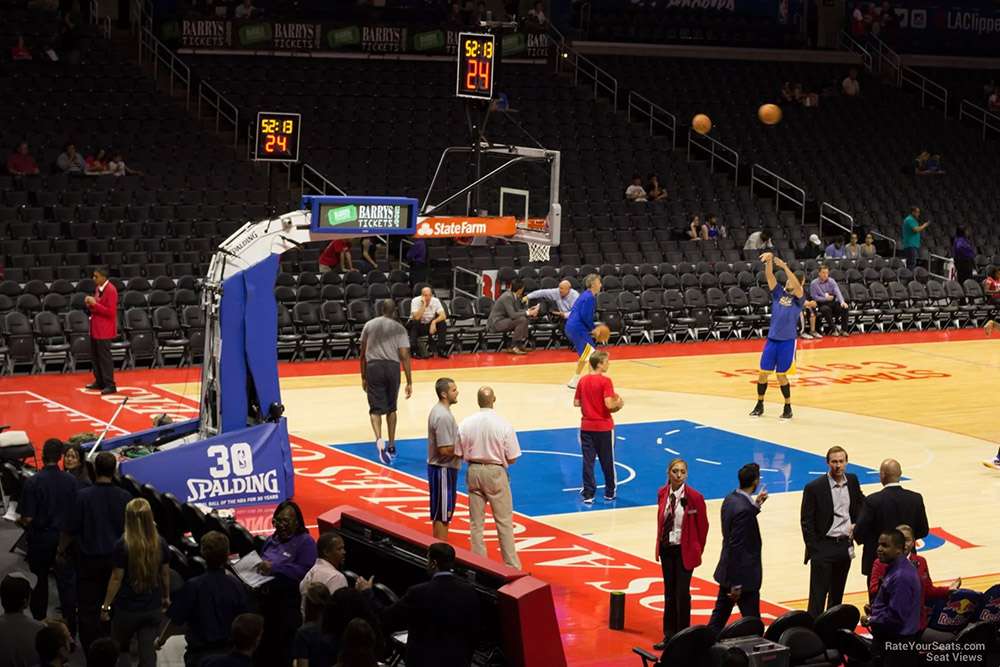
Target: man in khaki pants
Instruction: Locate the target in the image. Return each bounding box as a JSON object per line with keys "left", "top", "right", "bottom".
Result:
{"left": 455, "top": 386, "right": 522, "bottom": 569}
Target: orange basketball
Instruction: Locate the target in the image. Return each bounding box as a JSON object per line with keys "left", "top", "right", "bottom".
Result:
{"left": 692, "top": 113, "right": 712, "bottom": 135}
{"left": 594, "top": 324, "right": 611, "bottom": 343}
{"left": 758, "top": 103, "right": 783, "bottom": 126}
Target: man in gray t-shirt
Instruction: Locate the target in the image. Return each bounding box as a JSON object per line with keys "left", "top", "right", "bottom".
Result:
{"left": 360, "top": 299, "right": 413, "bottom": 464}
{"left": 427, "top": 378, "right": 461, "bottom": 540}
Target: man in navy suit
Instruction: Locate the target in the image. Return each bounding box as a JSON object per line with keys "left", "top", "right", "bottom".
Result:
{"left": 708, "top": 463, "right": 768, "bottom": 632}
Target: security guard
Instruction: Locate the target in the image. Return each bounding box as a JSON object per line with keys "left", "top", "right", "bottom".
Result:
{"left": 17, "top": 439, "right": 78, "bottom": 629}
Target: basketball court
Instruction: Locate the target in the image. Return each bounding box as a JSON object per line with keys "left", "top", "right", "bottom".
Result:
{"left": 3, "top": 327, "right": 998, "bottom": 666}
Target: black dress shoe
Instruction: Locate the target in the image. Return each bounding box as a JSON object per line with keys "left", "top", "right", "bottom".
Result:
{"left": 436, "top": 352, "right": 450, "bottom": 359}
{"left": 85, "top": 382, "right": 101, "bottom": 390}
{"left": 653, "top": 638, "right": 668, "bottom": 651}
{"left": 101, "top": 386, "right": 118, "bottom": 395}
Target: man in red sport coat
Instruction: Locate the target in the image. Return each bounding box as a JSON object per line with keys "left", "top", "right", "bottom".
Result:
{"left": 84, "top": 267, "right": 118, "bottom": 394}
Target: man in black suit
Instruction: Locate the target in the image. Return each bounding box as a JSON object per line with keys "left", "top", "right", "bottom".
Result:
{"left": 800, "top": 445, "right": 866, "bottom": 618}
{"left": 708, "top": 463, "right": 768, "bottom": 633}
{"left": 854, "top": 458, "right": 929, "bottom": 583}
{"left": 382, "top": 542, "right": 481, "bottom": 667}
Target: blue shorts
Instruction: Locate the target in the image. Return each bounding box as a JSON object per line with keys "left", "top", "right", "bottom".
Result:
{"left": 760, "top": 338, "right": 797, "bottom": 374}
{"left": 428, "top": 464, "right": 458, "bottom": 523}
{"left": 566, "top": 326, "right": 595, "bottom": 356}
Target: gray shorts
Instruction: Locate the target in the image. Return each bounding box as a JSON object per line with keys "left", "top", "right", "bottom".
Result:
{"left": 366, "top": 359, "right": 401, "bottom": 415}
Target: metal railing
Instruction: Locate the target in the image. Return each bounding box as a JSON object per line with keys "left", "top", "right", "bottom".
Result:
{"left": 750, "top": 165, "right": 805, "bottom": 224}
{"left": 869, "top": 229, "right": 897, "bottom": 258}
{"left": 959, "top": 100, "right": 1000, "bottom": 140}
{"left": 867, "top": 34, "right": 901, "bottom": 83}
{"left": 900, "top": 66, "right": 948, "bottom": 115}
{"left": 452, "top": 266, "right": 482, "bottom": 301}
{"left": 928, "top": 252, "right": 954, "bottom": 281}
{"left": 819, "top": 202, "right": 854, "bottom": 239}
{"left": 138, "top": 26, "right": 191, "bottom": 110}
{"left": 627, "top": 91, "right": 678, "bottom": 149}
{"left": 688, "top": 129, "right": 739, "bottom": 181}
{"left": 198, "top": 81, "right": 238, "bottom": 148}
{"left": 89, "top": 0, "right": 111, "bottom": 39}
{"left": 555, "top": 43, "right": 618, "bottom": 109}
{"left": 837, "top": 31, "right": 872, "bottom": 72}
{"left": 301, "top": 163, "right": 348, "bottom": 197}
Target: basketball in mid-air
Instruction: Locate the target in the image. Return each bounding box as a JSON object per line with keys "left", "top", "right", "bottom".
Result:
{"left": 594, "top": 324, "right": 611, "bottom": 343}
{"left": 692, "top": 113, "right": 712, "bottom": 135}
{"left": 758, "top": 103, "right": 783, "bottom": 126}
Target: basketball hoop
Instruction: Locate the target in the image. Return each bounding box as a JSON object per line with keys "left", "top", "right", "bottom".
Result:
{"left": 528, "top": 242, "right": 551, "bottom": 263}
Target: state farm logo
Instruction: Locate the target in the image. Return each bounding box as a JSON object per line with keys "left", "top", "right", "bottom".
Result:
{"left": 416, "top": 220, "right": 487, "bottom": 236}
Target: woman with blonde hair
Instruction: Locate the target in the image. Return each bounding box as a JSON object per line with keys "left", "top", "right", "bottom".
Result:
{"left": 101, "top": 497, "right": 170, "bottom": 667}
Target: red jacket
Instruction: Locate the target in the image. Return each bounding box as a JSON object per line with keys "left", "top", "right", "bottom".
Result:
{"left": 655, "top": 484, "right": 709, "bottom": 571}
{"left": 89, "top": 281, "right": 118, "bottom": 340}
{"left": 869, "top": 552, "right": 951, "bottom": 630}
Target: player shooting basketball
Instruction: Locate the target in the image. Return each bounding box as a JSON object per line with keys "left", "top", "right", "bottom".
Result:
{"left": 750, "top": 253, "right": 815, "bottom": 419}
{"left": 566, "top": 274, "right": 609, "bottom": 389}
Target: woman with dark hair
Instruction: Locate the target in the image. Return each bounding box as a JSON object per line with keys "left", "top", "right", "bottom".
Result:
{"left": 952, "top": 227, "right": 976, "bottom": 283}
{"left": 62, "top": 442, "right": 92, "bottom": 486}
{"left": 323, "top": 587, "right": 384, "bottom": 661}
{"left": 255, "top": 500, "right": 317, "bottom": 667}
{"left": 335, "top": 618, "right": 379, "bottom": 667}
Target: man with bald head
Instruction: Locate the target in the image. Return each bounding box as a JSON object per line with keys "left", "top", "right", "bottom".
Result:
{"left": 455, "top": 386, "right": 522, "bottom": 569}
{"left": 360, "top": 299, "right": 413, "bottom": 464}
{"left": 525, "top": 280, "right": 579, "bottom": 319}
{"left": 854, "top": 459, "right": 928, "bottom": 583}
{"left": 408, "top": 286, "right": 449, "bottom": 359}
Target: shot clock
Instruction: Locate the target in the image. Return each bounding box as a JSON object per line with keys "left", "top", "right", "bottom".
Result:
{"left": 254, "top": 111, "right": 301, "bottom": 162}
{"left": 456, "top": 32, "right": 496, "bottom": 100}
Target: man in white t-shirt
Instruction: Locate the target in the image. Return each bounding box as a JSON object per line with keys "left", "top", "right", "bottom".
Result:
{"left": 625, "top": 174, "right": 647, "bottom": 202}
{"left": 408, "top": 286, "right": 449, "bottom": 359}
{"left": 743, "top": 229, "right": 773, "bottom": 252}
{"left": 842, "top": 68, "right": 860, "bottom": 97}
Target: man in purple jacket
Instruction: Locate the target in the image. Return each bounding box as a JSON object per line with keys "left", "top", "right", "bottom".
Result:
{"left": 810, "top": 265, "right": 850, "bottom": 336}
{"left": 861, "top": 529, "right": 921, "bottom": 667}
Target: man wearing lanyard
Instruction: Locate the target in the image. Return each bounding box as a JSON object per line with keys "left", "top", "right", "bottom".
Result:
{"left": 455, "top": 386, "right": 522, "bottom": 569}
{"left": 84, "top": 267, "right": 118, "bottom": 395}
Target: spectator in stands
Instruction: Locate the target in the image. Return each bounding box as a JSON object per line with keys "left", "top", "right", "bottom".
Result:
{"left": 687, "top": 215, "right": 703, "bottom": 241}
{"left": 408, "top": 286, "right": 449, "bottom": 359}
{"left": 299, "top": 532, "right": 349, "bottom": 617}
{"left": 624, "top": 174, "right": 647, "bottom": 202}
{"left": 743, "top": 229, "right": 772, "bottom": 252}
{"left": 861, "top": 233, "right": 878, "bottom": 259}
{"left": 60, "top": 451, "right": 131, "bottom": 654}
{"left": 357, "top": 237, "right": 381, "bottom": 273}
{"left": 318, "top": 239, "right": 353, "bottom": 274}
{"left": 793, "top": 83, "right": 819, "bottom": 107}
{"left": 17, "top": 439, "right": 79, "bottom": 628}
{"left": 34, "top": 620, "right": 73, "bottom": 667}
{"left": 446, "top": 2, "right": 463, "bottom": 27}
{"left": 825, "top": 236, "right": 847, "bottom": 259}
{"left": 63, "top": 442, "right": 92, "bottom": 487}
{"left": 157, "top": 531, "right": 250, "bottom": 667}
{"left": 101, "top": 498, "right": 170, "bottom": 667}
{"left": 487, "top": 278, "right": 539, "bottom": 355}
{"left": 255, "top": 500, "right": 317, "bottom": 667}
{"left": 11, "top": 34, "right": 31, "bottom": 60}
{"left": 336, "top": 618, "right": 379, "bottom": 667}
{"left": 56, "top": 142, "right": 86, "bottom": 174}
{"left": 861, "top": 529, "right": 921, "bottom": 665}
{"left": 382, "top": 542, "right": 481, "bottom": 667}
{"left": 234, "top": 0, "right": 257, "bottom": 19}
{"left": 0, "top": 574, "right": 44, "bottom": 667}
{"left": 844, "top": 233, "right": 862, "bottom": 259}
{"left": 989, "top": 85, "right": 1000, "bottom": 111}
{"left": 810, "top": 265, "right": 850, "bottom": 336}
{"left": 292, "top": 584, "right": 335, "bottom": 667}
{"left": 202, "top": 614, "right": 264, "bottom": 667}
{"left": 869, "top": 524, "right": 960, "bottom": 632}
{"left": 984, "top": 266, "right": 1000, "bottom": 305}
{"left": 7, "top": 141, "right": 40, "bottom": 176}
{"left": 702, "top": 215, "right": 726, "bottom": 240}
{"left": 86, "top": 638, "right": 120, "bottom": 667}
{"left": 850, "top": 3, "right": 865, "bottom": 36}
{"left": 914, "top": 150, "right": 944, "bottom": 175}
{"left": 901, "top": 207, "right": 929, "bottom": 268}
{"left": 85, "top": 149, "right": 109, "bottom": 175}
{"left": 952, "top": 227, "right": 976, "bottom": 283}
{"left": 526, "top": 280, "right": 579, "bottom": 319}
{"left": 526, "top": 1, "right": 547, "bottom": 28}
{"left": 405, "top": 238, "right": 428, "bottom": 285}
{"left": 780, "top": 81, "right": 796, "bottom": 104}
{"left": 106, "top": 152, "right": 142, "bottom": 177}
{"left": 842, "top": 68, "right": 861, "bottom": 97}
{"left": 646, "top": 174, "right": 667, "bottom": 201}
{"left": 801, "top": 233, "right": 825, "bottom": 260}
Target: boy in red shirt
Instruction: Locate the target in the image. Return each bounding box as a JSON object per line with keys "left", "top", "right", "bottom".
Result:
{"left": 573, "top": 351, "right": 624, "bottom": 504}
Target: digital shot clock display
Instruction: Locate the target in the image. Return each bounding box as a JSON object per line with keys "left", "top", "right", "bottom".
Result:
{"left": 456, "top": 32, "right": 496, "bottom": 100}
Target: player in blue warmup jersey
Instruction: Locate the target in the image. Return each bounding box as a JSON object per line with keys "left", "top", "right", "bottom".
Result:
{"left": 751, "top": 252, "right": 813, "bottom": 419}
{"left": 566, "top": 274, "right": 604, "bottom": 388}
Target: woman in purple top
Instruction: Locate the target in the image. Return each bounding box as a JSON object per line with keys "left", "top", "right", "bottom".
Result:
{"left": 255, "top": 500, "right": 317, "bottom": 667}
{"left": 952, "top": 227, "right": 976, "bottom": 284}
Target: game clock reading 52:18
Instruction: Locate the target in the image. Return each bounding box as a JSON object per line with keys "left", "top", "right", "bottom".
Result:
{"left": 456, "top": 33, "right": 495, "bottom": 100}
{"left": 254, "top": 111, "right": 301, "bottom": 163}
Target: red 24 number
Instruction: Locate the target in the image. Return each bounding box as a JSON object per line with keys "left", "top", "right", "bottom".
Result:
{"left": 465, "top": 59, "right": 490, "bottom": 92}
{"left": 264, "top": 135, "right": 288, "bottom": 153}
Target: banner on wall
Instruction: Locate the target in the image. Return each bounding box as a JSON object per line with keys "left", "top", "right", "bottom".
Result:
{"left": 169, "top": 19, "right": 550, "bottom": 58}
{"left": 849, "top": 0, "right": 1000, "bottom": 55}
{"left": 119, "top": 420, "right": 294, "bottom": 509}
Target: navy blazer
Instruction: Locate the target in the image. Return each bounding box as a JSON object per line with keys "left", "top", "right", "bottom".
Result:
{"left": 713, "top": 490, "right": 763, "bottom": 591}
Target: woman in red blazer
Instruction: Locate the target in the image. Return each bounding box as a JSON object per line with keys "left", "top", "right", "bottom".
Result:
{"left": 653, "top": 458, "right": 709, "bottom": 650}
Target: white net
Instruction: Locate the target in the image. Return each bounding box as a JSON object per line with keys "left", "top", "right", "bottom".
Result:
{"left": 528, "top": 242, "right": 551, "bottom": 263}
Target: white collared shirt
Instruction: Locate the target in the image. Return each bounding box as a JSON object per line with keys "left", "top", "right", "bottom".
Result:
{"left": 298, "top": 558, "right": 348, "bottom": 616}
{"left": 664, "top": 484, "right": 685, "bottom": 545}
{"left": 456, "top": 408, "right": 521, "bottom": 468}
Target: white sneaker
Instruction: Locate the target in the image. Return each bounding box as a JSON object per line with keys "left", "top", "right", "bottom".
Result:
{"left": 801, "top": 332, "right": 813, "bottom": 340}
{"left": 376, "top": 438, "right": 391, "bottom": 465}
{"left": 812, "top": 331, "right": 824, "bottom": 339}
{"left": 567, "top": 375, "right": 580, "bottom": 389}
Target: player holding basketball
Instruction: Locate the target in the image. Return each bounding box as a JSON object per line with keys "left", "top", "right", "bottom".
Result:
{"left": 751, "top": 253, "right": 812, "bottom": 419}
{"left": 566, "top": 274, "right": 605, "bottom": 389}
